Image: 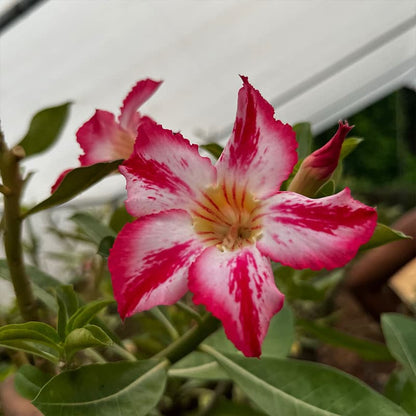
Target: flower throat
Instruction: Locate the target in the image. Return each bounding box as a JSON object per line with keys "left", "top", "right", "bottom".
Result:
{"left": 192, "top": 182, "right": 263, "bottom": 251}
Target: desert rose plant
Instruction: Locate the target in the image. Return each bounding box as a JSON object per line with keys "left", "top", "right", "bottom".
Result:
{"left": 0, "top": 76, "right": 413, "bottom": 416}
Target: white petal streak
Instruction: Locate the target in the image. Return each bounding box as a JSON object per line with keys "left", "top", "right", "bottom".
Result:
{"left": 121, "top": 120, "right": 216, "bottom": 217}
{"left": 189, "top": 245, "right": 284, "bottom": 357}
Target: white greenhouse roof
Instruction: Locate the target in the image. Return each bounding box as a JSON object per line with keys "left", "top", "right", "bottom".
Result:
{"left": 0, "top": 0, "right": 415, "bottom": 206}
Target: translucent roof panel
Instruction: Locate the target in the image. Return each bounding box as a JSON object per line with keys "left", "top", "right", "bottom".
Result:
{"left": 0, "top": 0, "right": 415, "bottom": 205}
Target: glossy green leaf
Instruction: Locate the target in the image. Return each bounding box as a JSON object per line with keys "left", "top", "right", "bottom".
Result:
{"left": 17, "top": 103, "right": 71, "bottom": 158}
{"left": 203, "top": 346, "right": 408, "bottom": 416}
{"left": 97, "top": 236, "right": 115, "bottom": 258}
{"left": 33, "top": 360, "right": 168, "bottom": 416}
{"left": 297, "top": 319, "right": 392, "bottom": 361}
{"left": 0, "top": 322, "right": 60, "bottom": 345}
{"left": 0, "top": 322, "right": 61, "bottom": 362}
{"left": 360, "top": 223, "right": 410, "bottom": 251}
{"left": 70, "top": 212, "right": 116, "bottom": 245}
{"left": 15, "top": 364, "right": 52, "bottom": 400}
{"left": 0, "top": 340, "right": 60, "bottom": 362}
{"left": 109, "top": 204, "right": 134, "bottom": 233}
{"left": 64, "top": 325, "right": 113, "bottom": 361}
{"left": 293, "top": 122, "right": 312, "bottom": 159}
{"left": 23, "top": 160, "right": 122, "bottom": 217}
{"left": 382, "top": 313, "right": 416, "bottom": 383}
{"left": 200, "top": 143, "right": 224, "bottom": 159}
{"left": 56, "top": 285, "right": 79, "bottom": 339}
{"left": 66, "top": 299, "right": 114, "bottom": 334}
{"left": 385, "top": 369, "right": 416, "bottom": 415}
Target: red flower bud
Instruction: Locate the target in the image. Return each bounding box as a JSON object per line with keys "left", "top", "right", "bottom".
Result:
{"left": 288, "top": 121, "right": 353, "bottom": 197}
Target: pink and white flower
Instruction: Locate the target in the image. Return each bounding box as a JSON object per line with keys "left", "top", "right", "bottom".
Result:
{"left": 108, "top": 77, "right": 377, "bottom": 357}
{"left": 51, "top": 78, "right": 161, "bottom": 192}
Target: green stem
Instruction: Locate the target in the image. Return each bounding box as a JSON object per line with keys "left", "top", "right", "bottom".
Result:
{"left": 154, "top": 313, "right": 220, "bottom": 364}
{"left": 0, "top": 132, "right": 38, "bottom": 322}
{"left": 150, "top": 307, "right": 179, "bottom": 340}
{"left": 84, "top": 348, "right": 107, "bottom": 363}
{"left": 111, "top": 342, "right": 137, "bottom": 362}
{"left": 176, "top": 301, "right": 202, "bottom": 323}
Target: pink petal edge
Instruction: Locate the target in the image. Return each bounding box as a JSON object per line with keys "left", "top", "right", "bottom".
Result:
{"left": 189, "top": 245, "right": 284, "bottom": 357}
{"left": 216, "top": 76, "right": 298, "bottom": 199}
{"left": 108, "top": 209, "right": 205, "bottom": 319}
{"left": 119, "top": 78, "right": 162, "bottom": 134}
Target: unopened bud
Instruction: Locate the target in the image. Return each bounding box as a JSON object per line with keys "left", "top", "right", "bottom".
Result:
{"left": 288, "top": 121, "right": 353, "bottom": 197}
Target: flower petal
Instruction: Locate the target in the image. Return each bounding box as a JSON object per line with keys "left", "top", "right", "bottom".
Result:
{"left": 257, "top": 188, "right": 377, "bottom": 270}
{"left": 108, "top": 209, "right": 205, "bottom": 319}
{"left": 118, "top": 78, "right": 162, "bottom": 134}
{"left": 120, "top": 120, "right": 216, "bottom": 217}
{"left": 189, "top": 246, "right": 284, "bottom": 357}
{"left": 77, "top": 110, "right": 133, "bottom": 165}
{"left": 216, "top": 76, "right": 298, "bottom": 199}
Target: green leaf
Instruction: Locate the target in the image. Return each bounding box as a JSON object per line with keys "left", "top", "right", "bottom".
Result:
{"left": 293, "top": 122, "right": 313, "bottom": 159}
{"left": 273, "top": 266, "right": 339, "bottom": 302}
{"left": 0, "top": 322, "right": 61, "bottom": 362}
{"left": 109, "top": 204, "right": 134, "bottom": 233}
{"left": 385, "top": 370, "right": 416, "bottom": 415}
{"left": 64, "top": 325, "right": 113, "bottom": 361}
{"left": 15, "top": 364, "right": 52, "bottom": 400}
{"left": 70, "top": 212, "right": 116, "bottom": 245}
{"left": 201, "top": 143, "right": 224, "bottom": 159}
{"left": 0, "top": 322, "right": 60, "bottom": 345}
{"left": 339, "top": 137, "right": 363, "bottom": 160}
{"left": 382, "top": 313, "right": 416, "bottom": 383}
{"left": 23, "top": 160, "right": 122, "bottom": 217}
{"left": 97, "top": 236, "right": 115, "bottom": 258}
{"left": 17, "top": 103, "right": 71, "bottom": 158}
{"left": 66, "top": 299, "right": 114, "bottom": 334}
{"left": 0, "top": 363, "right": 16, "bottom": 382}
{"left": 315, "top": 179, "right": 336, "bottom": 197}
{"left": 202, "top": 346, "right": 408, "bottom": 416}
{"left": 56, "top": 285, "right": 79, "bottom": 340}
{"left": 33, "top": 360, "right": 168, "bottom": 416}
{"left": 297, "top": 319, "right": 393, "bottom": 361}
{"left": 170, "top": 305, "right": 295, "bottom": 381}
{"left": 360, "top": 223, "right": 411, "bottom": 251}
{"left": 0, "top": 340, "right": 60, "bottom": 362}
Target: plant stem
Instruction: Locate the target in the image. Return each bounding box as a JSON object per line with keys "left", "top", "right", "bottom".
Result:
{"left": 0, "top": 131, "right": 38, "bottom": 322}
{"left": 154, "top": 313, "right": 220, "bottom": 364}
{"left": 176, "top": 301, "right": 202, "bottom": 323}
{"left": 150, "top": 306, "right": 179, "bottom": 340}
{"left": 110, "top": 342, "right": 138, "bottom": 361}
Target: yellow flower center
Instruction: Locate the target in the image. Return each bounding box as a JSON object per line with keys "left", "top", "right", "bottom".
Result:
{"left": 192, "top": 182, "right": 263, "bottom": 251}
